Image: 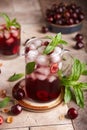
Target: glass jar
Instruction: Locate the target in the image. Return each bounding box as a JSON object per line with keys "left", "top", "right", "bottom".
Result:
{"left": 25, "top": 37, "right": 66, "bottom": 103}
{"left": 0, "top": 24, "right": 21, "bottom": 58}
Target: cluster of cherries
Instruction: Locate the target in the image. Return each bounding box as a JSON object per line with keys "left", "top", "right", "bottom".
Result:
{"left": 0, "top": 88, "right": 78, "bottom": 125}
{"left": 45, "top": 2, "right": 84, "bottom": 25}
{"left": 74, "top": 33, "right": 84, "bottom": 49}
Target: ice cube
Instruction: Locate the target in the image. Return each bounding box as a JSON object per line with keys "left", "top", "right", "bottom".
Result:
{"left": 33, "top": 39, "right": 42, "bottom": 48}
{"left": 36, "top": 55, "right": 48, "bottom": 66}
{"left": 0, "top": 25, "right": 4, "bottom": 30}
{"left": 36, "top": 67, "right": 50, "bottom": 76}
{"left": 48, "top": 76, "right": 56, "bottom": 82}
{"left": 54, "top": 47, "right": 62, "bottom": 55}
{"left": 36, "top": 73, "right": 47, "bottom": 80}
{"left": 58, "top": 62, "right": 62, "bottom": 69}
{"left": 50, "top": 52, "right": 61, "bottom": 63}
{"left": 11, "top": 29, "right": 19, "bottom": 37}
{"left": 30, "top": 73, "right": 36, "bottom": 80}
{"left": 4, "top": 30, "right": 10, "bottom": 39}
{"left": 0, "top": 31, "right": 3, "bottom": 38}
{"left": 38, "top": 46, "right": 46, "bottom": 54}
{"left": 29, "top": 44, "right": 36, "bottom": 50}
{"left": 6, "top": 37, "right": 14, "bottom": 45}
{"left": 28, "top": 50, "right": 38, "bottom": 61}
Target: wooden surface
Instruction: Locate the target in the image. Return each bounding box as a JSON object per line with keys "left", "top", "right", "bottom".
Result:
{"left": 0, "top": 0, "right": 87, "bottom": 130}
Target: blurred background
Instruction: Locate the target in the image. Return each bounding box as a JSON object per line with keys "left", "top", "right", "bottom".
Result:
{"left": 0, "top": 0, "right": 87, "bottom": 24}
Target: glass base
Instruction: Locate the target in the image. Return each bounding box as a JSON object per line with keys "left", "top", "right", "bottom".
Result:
{"left": 12, "top": 79, "right": 64, "bottom": 112}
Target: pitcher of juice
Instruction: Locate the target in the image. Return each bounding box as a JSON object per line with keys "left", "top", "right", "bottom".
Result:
{"left": 25, "top": 33, "right": 68, "bottom": 103}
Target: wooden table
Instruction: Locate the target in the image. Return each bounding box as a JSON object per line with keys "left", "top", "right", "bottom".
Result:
{"left": 0, "top": 0, "right": 87, "bottom": 130}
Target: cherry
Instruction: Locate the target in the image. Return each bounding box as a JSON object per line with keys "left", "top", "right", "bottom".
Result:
{"left": 67, "top": 107, "right": 78, "bottom": 119}
{"left": 13, "top": 88, "right": 25, "bottom": 100}
{"left": 50, "top": 63, "right": 59, "bottom": 73}
{"left": 41, "top": 26, "right": 49, "bottom": 33}
{"left": 75, "top": 41, "right": 84, "bottom": 49}
{"left": 25, "top": 47, "right": 30, "bottom": 53}
{"left": 79, "top": 13, "right": 84, "bottom": 20}
{"left": 66, "top": 18, "right": 74, "bottom": 25}
{"left": 0, "top": 116, "right": 4, "bottom": 125}
{"left": 11, "top": 104, "right": 22, "bottom": 115}
{"left": 75, "top": 33, "right": 83, "bottom": 41}
{"left": 45, "top": 2, "right": 85, "bottom": 26}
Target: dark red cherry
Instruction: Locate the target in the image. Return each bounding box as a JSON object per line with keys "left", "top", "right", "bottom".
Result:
{"left": 79, "top": 13, "right": 84, "bottom": 21}
{"left": 11, "top": 104, "right": 22, "bottom": 115}
{"left": 67, "top": 107, "right": 78, "bottom": 119}
{"left": 75, "top": 41, "right": 84, "bottom": 49}
{"left": 75, "top": 33, "right": 83, "bottom": 41}
{"left": 0, "top": 116, "right": 4, "bottom": 125}
{"left": 67, "top": 18, "right": 74, "bottom": 25}
{"left": 41, "top": 26, "right": 49, "bottom": 33}
{"left": 13, "top": 88, "right": 25, "bottom": 100}
{"left": 25, "top": 47, "right": 30, "bottom": 53}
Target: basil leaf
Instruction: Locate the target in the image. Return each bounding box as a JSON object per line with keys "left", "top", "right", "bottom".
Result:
{"left": 58, "top": 40, "right": 68, "bottom": 45}
{"left": 74, "top": 87, "right": 84, "bottom": 108}
{"left": 26, "top": 62, "right": 35, "bottom": 74}
{"left": 0, "top": 97, "right": 11, "bottom": 108}
{"left": 43, "top": 33, "right": 67, "bottom": 54}
{"left": 43, "top": 45, "right": 54, "bottom": 54}
{"left": 82, "top": 70, "right": 87, "bottom": 75}
{"left": 0, "top": 13, "right": 20, "bottom": 29}
{"left": 69, "top": 59, "right": 82, "bottom": 81}
{"left": 46, "top": 35, "right": 53, "bottom": 39}
{"left": 78, "top": 82, "right": 87, "bottom": 89}
{"left": 0, "top": 13, "right": 10, "bottom": 24}
{"left": 8, "top": 73, "right": 24, "bottom": 82}
{"left": 56, "top": 32, "right": 62, "bottom": 41}
{"left": 64, "top": 86, "right": 72, "bottom": 103}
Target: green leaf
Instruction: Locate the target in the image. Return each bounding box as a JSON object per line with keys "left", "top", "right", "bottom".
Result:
{"left": 0, "top": 13, "right": 20, "bottom": 29}
{"left": 78, "top": 82, "right": 87, "bottom": 89}
{"left": 0, "top": 97, "right": 11, "bottom": 108}
{"left": 46, "top": 35, "right": 53, "bottom": 39}
{"left": 26, "top": 62, "right": 35, "bottom": 74}
{"left": 0, "top": 13, "right": 10, "bottom": 24}
{"left": 64, "top": 86, "right": 72, "bottom": 103}
{"left": 74, "top": 86, "right": 84, "bottom": 108}
{"left": 58, "top": 40, "right": 68, "bottom": 45}
{"left": 69, "top": 59, "right": 82, "bottom": 81}
{"left": 82, "top": 70, "right": 87, "bottom": 75}
{"left": 8, "top": 73, "right": 24, "bottom": 82}
{"left": 43, "top": 33, "right": 67, "bottom": 54}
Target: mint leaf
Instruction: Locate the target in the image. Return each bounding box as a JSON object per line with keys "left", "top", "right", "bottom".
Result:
{"left": 64, "top": 86, "right": 72, "bottom": 103}
{"left": 60, "top": 58, "right": 87, "bottom": 108}
{"left": 0, "top": 13, "right": 20, "bottom": 29}
{"left": 69, "top": 59, "right": 82, "bottom": 81}
{"left": 43, "top": 33, "right": 67, "bottom": 54}
{"left": 74, "top": 86, "right": 84, "bottom": 108}
{"left": 8, "top": 73, "right": 24, "bottom": 82}
{"left": 26, "top": 62, "right": 35, "bottom": 74}
{"left": 0, "top": 97, "right": 11, "bottom": 108}
{"left": 0, "top": 13, "right": 10, "bottom": 24}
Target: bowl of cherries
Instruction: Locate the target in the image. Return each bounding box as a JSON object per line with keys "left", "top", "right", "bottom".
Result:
{"left": 45, "top": 3, "right": 85, "bottom": 34}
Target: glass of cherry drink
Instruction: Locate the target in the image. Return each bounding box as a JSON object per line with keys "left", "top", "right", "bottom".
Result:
{"left": 0, "top": 13, "right": 20, "bottom": 57}
{"left": 25, "top": 35, "right": 66, "bottom": 103}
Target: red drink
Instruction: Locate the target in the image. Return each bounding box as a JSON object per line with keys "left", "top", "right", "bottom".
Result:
{"left": 0, "top": 25, "right": 20, "bottom": 56}
{"left": 25, "top": 38, "right": 63, "bottom": 103}
{"left": 0, "top": 13, "right": 20, "bottom": 57}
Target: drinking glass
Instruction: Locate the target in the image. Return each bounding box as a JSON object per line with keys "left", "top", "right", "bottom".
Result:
{"left": 25, "top": 37, "right": 65, "bottom": 103}
{"left": 0, "top": 24, "right": 20, "bottom": 57}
